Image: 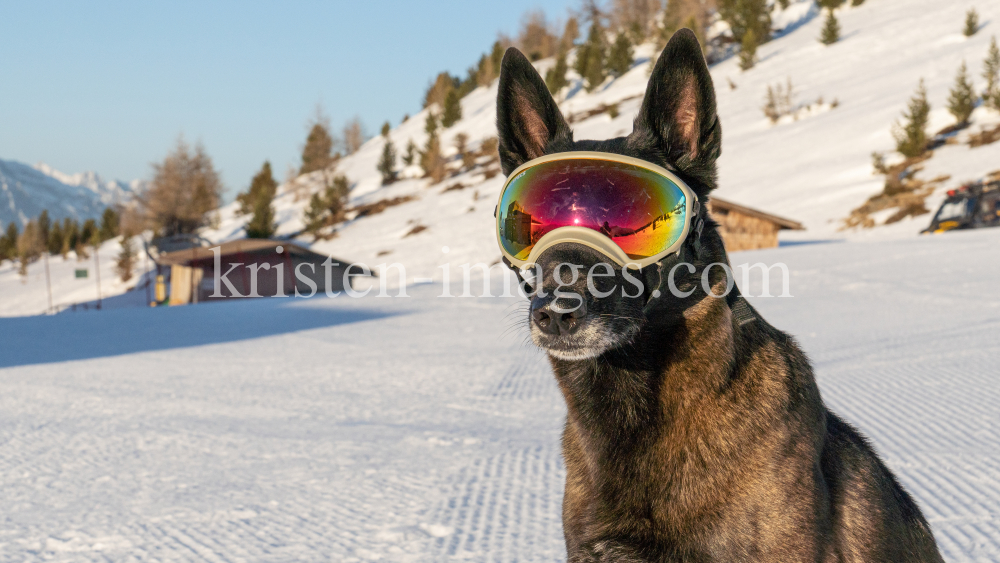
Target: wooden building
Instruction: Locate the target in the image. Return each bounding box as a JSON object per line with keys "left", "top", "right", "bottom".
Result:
{"left": 707, "top": 197, "right": 804, "bottom": 252}
{"left": 155, "top": 239, "right": 357, "bottom": 305}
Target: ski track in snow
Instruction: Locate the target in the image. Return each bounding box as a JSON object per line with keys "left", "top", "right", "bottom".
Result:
{"left": 0, "top": 229, "right": 998, "bottom": 561}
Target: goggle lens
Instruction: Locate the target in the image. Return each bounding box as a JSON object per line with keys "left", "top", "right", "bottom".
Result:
{"left": 498, "top": 157, "right": 688, "bottom": 261}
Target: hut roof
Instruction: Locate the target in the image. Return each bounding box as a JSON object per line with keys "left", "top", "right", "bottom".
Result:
{"left": 156, "top": 239, "right": 335, "bottom": 266}
{"left": 708, "top": 198, "right": 805, "bottom": 231}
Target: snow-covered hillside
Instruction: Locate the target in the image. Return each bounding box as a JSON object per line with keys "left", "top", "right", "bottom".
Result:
{"left": 3, "top": 0, "right": 999, "bottom": 319}
{"left": 203, "top": 0, "right": 1000, "bottom": 285}
{"left": 0, "top": 158, "right": 139, "bottom": 229}
{"left": 0, "top": 235, "right": 152, "bottom": 317}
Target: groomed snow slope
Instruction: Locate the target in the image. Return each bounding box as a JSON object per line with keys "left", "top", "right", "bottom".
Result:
{"left": 0, "top": 229, "right": 997, "bottom": 562}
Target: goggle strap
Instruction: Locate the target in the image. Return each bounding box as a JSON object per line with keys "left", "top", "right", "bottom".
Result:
{"left": 688, "top": 199, "right": 705, "bottom": 258}
{"left": 727, "top": 288, "right": 757, "bottom": 326}
{"left": 501, "top": 255, "right": 531, "bottom": 289}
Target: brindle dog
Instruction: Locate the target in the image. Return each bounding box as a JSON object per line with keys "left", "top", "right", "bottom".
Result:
{"left": 495, "top": 29, "right": 944, "bottom": 563}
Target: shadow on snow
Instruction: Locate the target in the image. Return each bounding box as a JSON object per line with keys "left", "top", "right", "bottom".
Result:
{"left": 0, "top": 297, "right": 397, "bottom": 369}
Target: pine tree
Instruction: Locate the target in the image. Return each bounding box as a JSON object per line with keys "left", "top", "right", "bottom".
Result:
{"left": 47, "top": 220, "right": 63, "bottom": 255}
{"left": 0, "top": 223, "right": 17, "bottom": 263}
{"left": 947, "top": 61, "right": 976, "bottom": 125}
{"left": 739, "top": 28, "right": 758, "bottom": 71}
{"left": 403, "top": 139, "right": 417, "bottom": 166}
{"left": 303, "top": 175, "right": 350, "bottom": 239}
{"left": 545, "top": 49, "right": 570, "bottom": 95}
{"left": 241, "top": 161, "right": 278, "bottom": 239}
{"left": 421, "top": 135, "right": 447, "bottom": 184}
{"left": 893, "top": 79, "right": 931, "bottom": 158}
{"left": 820, "top": 9, "right": 840, "bottom": 45}
{"left": 300, "top": 122, "right": 335, "bottom": 174}
{"left": 458, "top": 65, "right": 478, "bottom": 98}
{"left": 423, "top": 72, "right": 457, "bottom": 109}
{"left": 378, "top": 137, "right": 398, "bottom": 185}
{"left": 818, "top": 0, "right": 842, "bottom": 8}
{"left": 237, "top": 162, "right": 276, "bottom": 216}
{"left": 420, "top": 111, "right": 446, "bottom": 182}
{"left": 328, "top": 176, "right": 350, "bottom": 223}
{"left": 575, "top": 19, "right": 608, "bottom": 92}
{"left": 561, "top": 17, "right": 580, "bottom": 52}
{"left": 719, "top": 0, "right": 771, "bottom": 45}
{"left": 964, "top": 8, "right": 979, "bottom": 37}
{"left": 99, "top": 207, "right": 119, "bottom": 241}
{"left": 303, "top": 192, "right": 328, "bottom": 239}
{"left": 80, "top": 219, "right": 97, "bottom": 249}
{"left": 17, "top": 220, "right": 41, "bottom": 276}
{"left": 441, "top": 89, "right": 462, "bottom": 128}
{"left": 474, "top": 53, "right": 494, "bottom": 87}
{"left": 492, "top": 40, "right": 506, "bottom": 70}
{"left": 37, "top": 210, "right": 50, "bottom": 248}
{"left": 61, "top": 218, "right": 77, "bottom": 258}
{"left": 424, "top": 111, "right": 439, "bottom": 138}
{"left": 116, "top": 232, "right": 136, "bottom": 282}
{"left": 661, "top": 0, "right": 683, "bottom": 38}
{"left": 381, "top": 121, "right": 391, "bottom": 137}
{"left": 454, "top": 133, "right": 476, "bottom": 172}
{"left": 983, "top": 36, "right": 1000, "bottom": 111}
{"left": 851, "top": 0, "right": 864, "bottom": 5}
{"left": 475, "top": 42, "right": 508, "bottom": 89}
{"left": 608, "top": 32, "right": 634, "bottom": 78}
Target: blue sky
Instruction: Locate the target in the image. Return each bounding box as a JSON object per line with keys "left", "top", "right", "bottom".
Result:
{"left": 0, "top": 0, "right": 577, "bottom": 199}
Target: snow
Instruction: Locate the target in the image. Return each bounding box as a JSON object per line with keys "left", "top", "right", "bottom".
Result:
{"left": 0, "top": 228, "right": 998, "bottom": 561}
{"left": 0, "top": 236, "right": 153, "bottom": 317}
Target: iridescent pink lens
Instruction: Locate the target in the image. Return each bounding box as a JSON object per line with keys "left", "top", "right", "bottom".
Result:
{"left": 498, "top": 157, "right": 688, "bottom": 260}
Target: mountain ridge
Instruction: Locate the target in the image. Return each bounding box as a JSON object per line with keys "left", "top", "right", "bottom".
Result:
{"left": 0, "top": 158, "right": 141, "bottom": 229}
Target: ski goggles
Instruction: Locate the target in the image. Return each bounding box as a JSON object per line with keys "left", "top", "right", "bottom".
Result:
{"left": 495, "top": 152, "right": 700, "bottom": 269}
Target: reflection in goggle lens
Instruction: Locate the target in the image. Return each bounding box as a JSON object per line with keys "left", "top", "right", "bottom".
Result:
{"left": 498, "top": 158, "right": 688, "bottom": 261}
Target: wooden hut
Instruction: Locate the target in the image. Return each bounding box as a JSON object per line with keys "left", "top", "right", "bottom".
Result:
{"left": 155, "top": 239, "right": 357, "bottom": 305}
{"left": 706, "top": 198, "right": 804, "bottom": 252}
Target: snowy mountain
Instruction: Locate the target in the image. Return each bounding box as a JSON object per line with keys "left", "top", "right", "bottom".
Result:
{"left": 0, "top": 158, "right": 140, "bottom": 229}
{"left": 203, "top": 0, "right": 1000, "bottom": 284}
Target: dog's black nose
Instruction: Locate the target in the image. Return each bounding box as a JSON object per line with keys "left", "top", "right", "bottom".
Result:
{"left": 531, "top": 295, "right": 587, "bottom": 336}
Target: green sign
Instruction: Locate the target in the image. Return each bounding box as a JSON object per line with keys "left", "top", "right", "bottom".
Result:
{"left": 75, "top": 269, "right": 88, "bottom": 279}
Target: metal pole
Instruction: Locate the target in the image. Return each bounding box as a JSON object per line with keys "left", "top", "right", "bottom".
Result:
{"left": 94, "top": 241, "right": 102, "bottom": 310}
{"left": 143, "top": 237, "right": 151, "bottom": 306}
{"left": 43, "top": 252, "right": 53, "bottom": 314}
{"left": 190, "top": 247, "right": 195, "bottom": 304}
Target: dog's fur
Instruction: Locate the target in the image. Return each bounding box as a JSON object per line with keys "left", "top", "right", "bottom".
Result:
{"left": 495, "top": 30, "right": 944, "bottom": 562}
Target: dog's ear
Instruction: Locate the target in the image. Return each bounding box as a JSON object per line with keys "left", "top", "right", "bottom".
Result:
{"left": 630, "top": 29, "right": 721, "bottom": 179}
{"left": 496, "top": 47, "right": 572, "bottom": 175}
